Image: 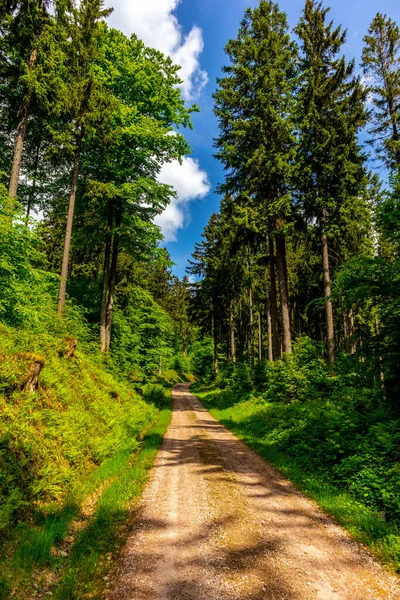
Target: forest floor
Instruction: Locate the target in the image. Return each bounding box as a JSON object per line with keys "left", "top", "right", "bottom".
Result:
{"left": 104, "top": 383, "right": 400, "bottom": 600}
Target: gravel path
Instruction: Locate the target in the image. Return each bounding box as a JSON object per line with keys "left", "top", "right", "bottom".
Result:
{"left": 104, "top": 383, "right": 400, "bottom": 600}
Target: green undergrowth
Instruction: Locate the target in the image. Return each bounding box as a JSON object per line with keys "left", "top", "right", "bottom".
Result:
{"left": 193, "top": 381, "right": 400, "bottom": 573}
{"left": 0, "top": 315, "right": 173, "bottom": 599}
{"left": 0, "top": 397, "right": 171, "bottom": 599}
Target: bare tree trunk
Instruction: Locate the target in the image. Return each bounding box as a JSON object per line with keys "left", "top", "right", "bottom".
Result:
{"left": 25, "top": 140, "right": 41, "bottom": 226}
{"left": 100, "top": 204, "right": 113, "bottom": 352}
{"left": 321, "top": 227, "right": 335, "bottom": 364}
{"left": 104, "top": 206, "right": 121, "bottom": 352}
{"left": 258, "top": 311, "right": 262, "bottom": 361}
{"left": 213, "top": 309, "right": 218, "bottom": 377}
{"left": 343, "top": 308, "right": 356, "bottom": 354}
{"left": 348, "top": 309, "right": 356, "bottom": 354}
{"left": 229, "top": 299, "right": 236, "bottom": 365}
{"left": 249, "top": 286, "right": 254, "bottom": 371}
{"left": 375, "top": 316, "right": 385, "bottom": 385}
{"left": 8, "top": 0, "right": 45, "bottom": 200}
{"left": 158, "top": 355, "right": 162, "bottom": 377}
{"left": 269, "top": 237, "right": 280, "bottom": 360}
{"left": 239, "top": 298, "right": 243, "bottom": 357}
{"left": 266, "top": 283, "right": 273, "bottom": 362}
{"left": 275, "top": 233, "right": 292, "bottom": 354}
{"left": 58, "top": 141, "right": 81, "bottom": 313}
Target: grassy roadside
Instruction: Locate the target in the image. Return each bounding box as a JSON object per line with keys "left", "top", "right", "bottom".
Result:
{"left": 0, "top": 399, "right": 171, "bottom": 600}
{"left": 192, "top": 383, "right": 400, "bottom": 574}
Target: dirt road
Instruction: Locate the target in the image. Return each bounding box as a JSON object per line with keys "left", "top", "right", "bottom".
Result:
{"left": 105, "top": 383, "right": 400, "bottom": 600}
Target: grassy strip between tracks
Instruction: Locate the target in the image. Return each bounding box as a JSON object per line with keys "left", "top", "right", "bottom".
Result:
{"left": 192, "top": 384, "right": 400, "bottom": 575}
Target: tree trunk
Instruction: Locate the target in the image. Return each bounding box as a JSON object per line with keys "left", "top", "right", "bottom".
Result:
{"left": 266, "top": 283, "right": 273, "bottom": 362}
{"left": 258, "top": 311, "right": 262, "bottom": 361}
{"left": 268, "top": 237, "right": 280, "bottom": 360}
{"left": 104, "top": 206, "right": 121, "bottom": 352}
{"left": 321, "top": 228, "right": 335, "bottom": 364}
{"left": 57, "top": 140, "right": 81, "bottom": 313}
{"left": 375, "top": 316, "right": 385, "bottom": 385}
{"left": 100, "top": 203, "right": 113, "bottom": 352}
{"left": 8, "top": 0, "right": 45, "bottom": 200}
{"left": 229, "top": 299, "right": 236, "bottom": 365}
{"left": 25, "top": 140, "right": 41, "bottom": 226}
{"left": 249, "top": 286, "right": 254, "bottom": 371}
{"left": 275, "top": 233, "right": 292, "bottom": 354}
{"left": 213, "top": 309, "right": 219, "bottom": 377}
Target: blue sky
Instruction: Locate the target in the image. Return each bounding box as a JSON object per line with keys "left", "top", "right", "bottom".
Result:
{"left": 108, "top": 0, "right": 400, "bottom": 278}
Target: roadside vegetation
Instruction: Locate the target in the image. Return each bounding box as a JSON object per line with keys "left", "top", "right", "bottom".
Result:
{"left": 189, "top": 0, "right": 400, "bottom": 575}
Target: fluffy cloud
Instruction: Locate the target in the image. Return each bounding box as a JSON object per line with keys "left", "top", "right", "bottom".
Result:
{"left": 107, "top": 0, "right": 208, "bottom": 100}
{"left": 155, "top": 157, "right": 210, "bottom": 242}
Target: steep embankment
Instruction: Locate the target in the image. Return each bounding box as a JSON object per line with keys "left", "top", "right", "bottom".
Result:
{"left": 0, "top": 324, "right": 171, "bottom": 599}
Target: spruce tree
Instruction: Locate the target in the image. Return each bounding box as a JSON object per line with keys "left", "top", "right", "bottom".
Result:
{"left": 213, "top": 0, "right": 296, "bottom": 355}
{"left": 362, "top": 13, "right": 400, "bottom": 171}
{"left": 295, "top": 0, "right": 368, "bottom": 364}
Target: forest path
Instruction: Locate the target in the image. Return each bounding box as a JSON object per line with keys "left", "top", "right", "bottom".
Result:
{"left": 104, "top": 383, "right": 400, "bottom": 600}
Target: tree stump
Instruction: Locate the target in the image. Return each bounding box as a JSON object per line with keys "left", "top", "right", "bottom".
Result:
{"left": 16, "top": 353, "right": 45, "bottom": 392}
{"left": 63, "top": 337, "right": 77, "bottom": 359}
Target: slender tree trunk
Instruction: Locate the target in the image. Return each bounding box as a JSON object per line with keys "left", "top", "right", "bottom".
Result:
{"left": 268, "top": 237, "right": 280, "bottom": 360}
{"left": 344, "top": 308, "right": 356, "bottom": 355}
{"left": 375, "top": 316, "right": 385, "bottom": 385}
{"left": 229, "top": 299, "right": 236, "bottom": 365}
{"left": 104, "top": 206, "right": 121, "bottom": 352}
{"left": 348, "top": 309, "right": 356, "bottom": 354}
{"left": 266, "top": 283, "right": 273, "bottom": 362}
{"left": 258, "top": 311, "right": 262, "bottom": 361}
{"left": 239, "top": 298, "right": 243, "bottom": 357}
{"left": 100, "top": 203, "right": 113, "bottom": 352}
{"left": 25, "top": 140, "right": 41, "bottom": 226}
{"left": 321, "top": 226, "right": 335, "bottom": 364}
{"left": 8, "top": 0, "right": 45, "bottom": 200}
{"left": 249, "top": 286, "right": 254, "bottom": 371}
{"left": 275, "top": 233, "right": 292, "bottom": 354}
{"left": 57, "top": 140, "right": 81, "bottom": 313}
{"left": 158, "top": 355, "right": 162, "bottom": 377}
{"left": 213, "top": 308, "right": 218, "bottom": 377}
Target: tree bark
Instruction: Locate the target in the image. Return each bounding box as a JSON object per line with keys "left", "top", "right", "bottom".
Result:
{"left": 104, "top": 205, "right": 121, "bottom": 352}
{"left": 229, "top": 299, "right": 236, "bottom": 365}
{"left": 100, "top": 203, "right": 113, "bottom": 352}
{"left": 321, "top": 227, "right": 335, "bottom": 364}
{"left": 57, "top": 139, "right": 81, "bottom": 313}
{"left": 268, "top": 237, "right": 280, "bottom": 360}
{"left": 275, "top": 233, "right": 292, "bottom": 354}
{"left": 265, "top": 282, "right": 273, "bottom": 362}
{"left": 8, "top": 0, "right": 45, "bottom": 201}
{"left": 25, "top": 139, "right": 41, "bottom": 226}
{"left": 249, "top": 286, "right": 254, "bottom": 371}
{"left": 258, "top": 311, "right": 262, "bottom": 361}
{"left": 213, "top": 308, "right": 219, "bottom": 377}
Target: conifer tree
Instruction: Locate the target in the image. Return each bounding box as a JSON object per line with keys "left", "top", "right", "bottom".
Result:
{"left": 213, "top": 0, "right": 296, "bottom": 355}
{"left": 362, "top": 13, "right": 400, "bottom": 171}
{"left": 295, "top": 0, "right": 368, "bottom": 364}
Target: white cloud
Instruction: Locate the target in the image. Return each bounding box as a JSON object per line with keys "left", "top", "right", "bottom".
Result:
{"left": 155, "top": 157, "right": 210, "bottom": 242}
{"left": 107, "top": 0, "right": 208, "bottom": 100}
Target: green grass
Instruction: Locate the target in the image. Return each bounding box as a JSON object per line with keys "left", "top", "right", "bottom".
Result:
{"left": 0, "top": 403, "right": 171, "bottom": 600}
{"left": 193, "top": 383, "right": 400, "bottom": 573}
{"left": 53, "top": 405, "right": 171, "bottom": 600}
